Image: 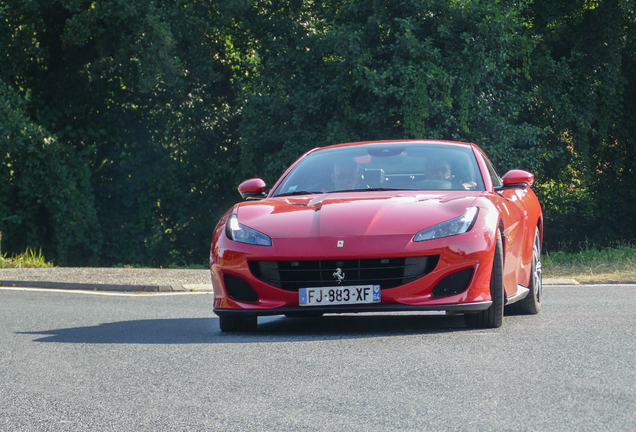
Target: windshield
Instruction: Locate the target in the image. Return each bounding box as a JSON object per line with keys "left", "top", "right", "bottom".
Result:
{"left": 272, "top": 143, "right": 485, "bottom": 196}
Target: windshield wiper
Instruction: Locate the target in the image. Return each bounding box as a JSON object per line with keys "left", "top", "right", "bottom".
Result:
{"left": 328, "top": 187, "right": 403, "bottom": 193}
{"left": 363, "top": 187, "right": 403, "bottom": 192}
{"left": 279, "top": 187, "right": 403, "bottom": 196}
{"left": 275, "top": 190, "right": 323, "bottom": 197}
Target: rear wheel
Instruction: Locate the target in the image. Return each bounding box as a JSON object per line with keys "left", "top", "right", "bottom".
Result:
{"left": 465, "top": 230, "right": 504, "bottom": 329}
{"left": 219, "top": 316, "right": 257, "bottom": 332}
{"left": 508, "top": 227, "right": 542, "bottom": 315}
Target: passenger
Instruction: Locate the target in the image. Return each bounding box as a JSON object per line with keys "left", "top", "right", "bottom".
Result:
{"left": 425, "top": 158, "right": 452, "bottom": 181}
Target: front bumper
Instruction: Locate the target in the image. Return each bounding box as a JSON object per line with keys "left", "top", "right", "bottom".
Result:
{"left": 210, "top": 206, "right": 500, "bottom": 314}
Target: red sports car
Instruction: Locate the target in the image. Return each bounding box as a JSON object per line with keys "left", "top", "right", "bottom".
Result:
{"left": 210, "top": 140, "right": 543, "bottom": 331}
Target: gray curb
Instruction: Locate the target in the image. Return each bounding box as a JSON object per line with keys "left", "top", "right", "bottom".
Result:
{"left": 0, "top": 280, "right": 177, "bottom": 292}
{"left": 543, "top": 278, "right": 579, "bottom": 285}
{"left": 0, "top": 268, "right": 213, "bottom": 292}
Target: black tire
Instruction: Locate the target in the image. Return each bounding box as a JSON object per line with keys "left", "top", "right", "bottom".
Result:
{"left": 465, "top": 229, "right": 504, "bottom": 329}
{"left": 507, "top": 227, "right": 542, "bottom": 315}
{"left": 219, "top": 316, "right": 257, "bottom": 332}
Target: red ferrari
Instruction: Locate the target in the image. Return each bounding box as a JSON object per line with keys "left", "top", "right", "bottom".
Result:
{"left": 210, "top": 140, "right": 543, "bottom": 331}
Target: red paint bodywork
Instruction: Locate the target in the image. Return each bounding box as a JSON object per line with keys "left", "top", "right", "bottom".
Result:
{"left": 210, "top": 140, "right": 543, "bottom": 316}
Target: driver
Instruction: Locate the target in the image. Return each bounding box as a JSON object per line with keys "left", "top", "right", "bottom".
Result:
{"left": 332, "top": 159, "right": 361, "bottom": 191}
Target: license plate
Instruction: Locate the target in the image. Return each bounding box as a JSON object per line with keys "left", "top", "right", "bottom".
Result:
{"left": 299, "top": 285, "right": 381, "bottom": 306}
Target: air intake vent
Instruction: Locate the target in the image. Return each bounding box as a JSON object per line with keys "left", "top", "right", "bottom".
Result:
{"left": 248, "top": 256, "right": 439, "bottom": 291}
{"left": 431, "top": 268, "right": 474, "bottom": 297}
{"left": 223, "top": 274, "right": 259, "bottom": 303}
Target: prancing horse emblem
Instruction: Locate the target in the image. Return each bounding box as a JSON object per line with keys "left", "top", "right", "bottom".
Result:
{"left": 333, "top": 268, "right": 345, "bottom": 284}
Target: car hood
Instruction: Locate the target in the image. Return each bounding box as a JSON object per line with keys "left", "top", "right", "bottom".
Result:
{"left": 235, "top": 191, "right": 481, "bottom": 239}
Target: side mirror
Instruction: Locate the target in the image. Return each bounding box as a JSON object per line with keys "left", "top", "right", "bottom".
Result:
{"left": 238, "top": 178, "right": 267, "bottom": 200}
{"left": 496, "top": 170, "right": 534, "bottom": 190}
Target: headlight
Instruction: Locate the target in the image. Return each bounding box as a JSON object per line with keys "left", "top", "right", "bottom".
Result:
{"left": 413, "top": 207, "right": 479, "bottom": 242}
{"left": 225, "top": 214, "right": 272, "bottom": 246}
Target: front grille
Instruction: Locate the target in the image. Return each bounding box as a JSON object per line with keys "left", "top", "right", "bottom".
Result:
{"left": 248, "top": 256, "right": 439, "bottom": 291}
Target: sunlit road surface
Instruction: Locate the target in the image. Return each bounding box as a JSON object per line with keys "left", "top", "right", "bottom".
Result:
{"left": 1, "top": 286, "right": 634, "bottom": 431}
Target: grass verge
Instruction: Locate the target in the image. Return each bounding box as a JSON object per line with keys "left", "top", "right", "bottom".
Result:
{"left": 543, "top": 243, "right": 636, "bottom": 283}
{"left": 0, "top": 248, "right": 55, "bottom": 269}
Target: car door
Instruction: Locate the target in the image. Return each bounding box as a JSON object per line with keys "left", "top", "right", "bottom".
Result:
{"left": 479, "top": 152, "right": 529, "bottom": 296}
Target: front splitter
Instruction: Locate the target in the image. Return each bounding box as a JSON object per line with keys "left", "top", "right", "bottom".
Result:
{"left": 213, "top": 301, "right": 492, "bottom": 317}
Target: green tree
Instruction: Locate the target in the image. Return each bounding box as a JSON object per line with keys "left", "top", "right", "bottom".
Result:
{"left": 3, "top": 0, "right": 636, "bottom": 265}
{"left": 527, "top": 0, "right": 636, "bottom": 248}
{"left": 239, "top": 0, "right": 547, "bottom": 185}
{"left": 1, "top": 0, "right": 251, "bottom": 265}
{"left": 0, "top": 78, "right": 101, "bottom": 264}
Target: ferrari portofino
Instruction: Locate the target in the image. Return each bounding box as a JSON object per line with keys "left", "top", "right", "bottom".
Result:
{"left": 210, "top": 140, "right": 543, "bottom": 331}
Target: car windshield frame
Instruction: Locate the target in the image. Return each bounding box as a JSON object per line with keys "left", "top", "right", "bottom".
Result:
{"left": 271, "top": 142, "right": 486, "bottom": 197}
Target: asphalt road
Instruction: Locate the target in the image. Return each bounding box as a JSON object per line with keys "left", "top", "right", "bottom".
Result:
{"left": 1, "top": 286, "right": 634, "bottom": 431}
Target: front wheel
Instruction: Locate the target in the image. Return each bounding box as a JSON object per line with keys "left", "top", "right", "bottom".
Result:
{"left": 465, "top": 230, "right": 504, "bottom": 329}
{"left": 508, "top": 227, "right": 542, "bottom": 315}
{"left": 219, "top": 316, "right": 257, "bottom": 332}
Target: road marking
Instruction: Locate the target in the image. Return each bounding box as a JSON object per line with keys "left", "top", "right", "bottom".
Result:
{"left": 0, "top": 287, "right": 214, "bottom": 297}
{"left": 548, "top": 283, "right": 636, "bottom": 287}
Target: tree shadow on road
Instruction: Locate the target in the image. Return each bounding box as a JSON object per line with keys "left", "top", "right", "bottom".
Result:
{"left": 17, "top": 313, "right": 472, "bottom": 344}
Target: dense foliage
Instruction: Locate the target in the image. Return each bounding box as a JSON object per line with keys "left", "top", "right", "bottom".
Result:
{"left": 1, "top": 0, "right": 634, "bottom": 265}
{"left": 527, "top": 0, "right": 636, "bottom": 248}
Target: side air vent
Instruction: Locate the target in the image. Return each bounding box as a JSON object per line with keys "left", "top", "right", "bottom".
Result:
{"left": 431, "top": 268, "right": 474, "bottom": 298}
{"left": 223, "top": 274, "right": 259, "bottom": 303}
